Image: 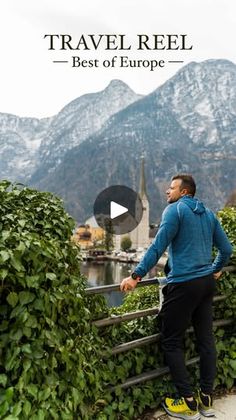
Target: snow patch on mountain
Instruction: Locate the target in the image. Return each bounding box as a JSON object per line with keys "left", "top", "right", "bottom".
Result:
{"left": 0, "top": 113, "right": 53, "bottom": 181}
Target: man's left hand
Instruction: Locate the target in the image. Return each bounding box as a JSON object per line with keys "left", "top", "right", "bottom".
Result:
{"left": 120, "top": 277, "right": 139, "bottom": 292}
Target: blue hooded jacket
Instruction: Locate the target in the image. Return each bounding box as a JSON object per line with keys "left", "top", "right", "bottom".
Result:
{"left": 135, "top": 196, "right": 233, "bottom": 283}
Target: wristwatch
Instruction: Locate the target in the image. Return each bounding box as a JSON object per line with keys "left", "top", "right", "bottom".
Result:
{"left": 131, "top": 272, "right": 141, "bottom": 281}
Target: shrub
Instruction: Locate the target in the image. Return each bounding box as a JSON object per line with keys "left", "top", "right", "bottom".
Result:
{"left": 120, "top": 237, "right": 132, "bottom": 252}
{"left": 0, "top": 181, "right": 109, "bottom": 419}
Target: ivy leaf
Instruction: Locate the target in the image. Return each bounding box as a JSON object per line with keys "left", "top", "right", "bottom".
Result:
{"left": 72, "top": 387, "right": 81, "bottom": 409}
{"left": 1, "top": 230, "right": 10, "bottom": 241}
{"left": 21, "top": 344, "right": 32, "bottom": 354}
{"left": 33, "top": 298, "right": 44, "bottom": 311}
{"left": 0, "top": 400, "right": 9, "bottom": 417}
{"left": 18, "top": 219, "right": 26, "bottom": 228}
{"left": 23, "top": 400, "right": 31, "bottom": 417}
{"left": 27, "top": 384, "right": 38, "bottom": 399}
{"left": 226, "top": 377, "right": 234, "bottom": 388}
{"left": 7, "top": 292, "right": 18, "bottom": 307}
{"left": 229, "top": 359, "right": 236, "bottom": 371}
{"left": 16, "top": 241, "right": 26, "bottom": 252}
{"left": 0, "top": 268, "right": 8, "bottom": 280}
{"left": 0, "top": 320, "right": 9, "bottom": 332}
{"left": 0, "top": 374, "right": 8, "bottom": 387}
{"left": 38, "top": 387, "right": 51, "bottom": 401}
{"left": 12, "top": 401, "right": 22, "bottom": 416}
{"left": 25, "top": 315, "right": 38, "bottom": 328}
{"left": 10, "top": 256, "right": 25, "bottom": 272}
{"left": 26, "top": 275, "right": 40, "bottom": 288}
{"left": 10, "top": 328, "right": 23, "bottom": 341}
{"left": 0, "top": 250, "right": 10, "bottom": 262}
{"left": 23, "top": 359, "right": 32, "bottom": 372}
{"left": 37, "top": 409, "right": 46, "bottom": 420}
{"left": 19, "top": 291, "right": 35, "bottom": 305}
{"left": 46, "top": 273, "right": 57, "bottom": 281}
{"left": 5, "top": 387, "right": 14, "bottom": 403}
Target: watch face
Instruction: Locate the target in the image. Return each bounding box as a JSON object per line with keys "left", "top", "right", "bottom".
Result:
{"left": 131, "top": 272, "right": 138, "bottom": 280}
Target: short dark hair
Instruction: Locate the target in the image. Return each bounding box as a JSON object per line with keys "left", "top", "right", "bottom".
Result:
{"left": 172, "top": 174, "right": 196, "bottom": 196}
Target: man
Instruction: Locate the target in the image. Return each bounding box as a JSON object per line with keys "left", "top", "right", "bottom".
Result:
{"left": 120, "top": 174, "right": 232, "bottom": 420}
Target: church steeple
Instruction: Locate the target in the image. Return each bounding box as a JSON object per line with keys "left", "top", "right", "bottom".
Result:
{"left": 139, "top": 157, "right": 148, "bottom": 199}
{"left": 128, "top": 157, "right": 150, "bottom": 250}
{"left": 114, "top": 157, "right": 150, "bottom": 252}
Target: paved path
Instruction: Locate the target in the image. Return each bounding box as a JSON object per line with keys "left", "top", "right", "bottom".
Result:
{"left": 147, "top": 394, "right": 236, "bottom": 419}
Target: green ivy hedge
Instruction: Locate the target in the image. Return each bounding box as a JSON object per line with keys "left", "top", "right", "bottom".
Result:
{"left": 0, "top": 181, "right": 235, "bottom": 419}
{"left": 0, "top": 181, "right": 109, "bottom": 419}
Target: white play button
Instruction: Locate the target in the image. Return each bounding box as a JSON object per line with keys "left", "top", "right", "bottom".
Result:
{"left": 93, "top": 185, "right": 143, "bottom": 235}
{"left": 110, "top": 201, "right": 128, "bottom": 219}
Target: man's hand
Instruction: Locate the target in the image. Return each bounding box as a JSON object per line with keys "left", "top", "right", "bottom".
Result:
{"left": 120, "top": 276, "right": 139, "bottom": 292}
{"left": 213, "top": 271, "right": 222, "bottom": 280}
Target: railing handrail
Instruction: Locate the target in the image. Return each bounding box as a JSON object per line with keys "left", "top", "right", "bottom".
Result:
{"left": 111, "top": 318, "right": 233, "bottom": 354}
{"left": 109, "top": 356, "right": 201, "bottom": 391}
{"left": 92, "top": 294, "right": 226, "bottom": 328}
{"left": 84, "top": 265, "right": 236, "bottom": 295}
{"left": 85, "top": 277, "right": 161, "bottom": 295}
{"left": 92, "top": 306, "right": 160, "bottom": 327}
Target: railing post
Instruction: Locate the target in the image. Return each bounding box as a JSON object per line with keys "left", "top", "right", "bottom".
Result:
{"left": 158, "top": 277, "right": 167, "bottom": 309}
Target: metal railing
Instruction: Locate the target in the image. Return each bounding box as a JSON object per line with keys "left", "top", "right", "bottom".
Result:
{"left": 84, "top": 265, "right": 235, "bottom": 388}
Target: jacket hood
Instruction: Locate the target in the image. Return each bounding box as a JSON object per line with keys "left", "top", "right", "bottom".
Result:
{"left": 179, "top": 196, "right": 206, "bottom": 214}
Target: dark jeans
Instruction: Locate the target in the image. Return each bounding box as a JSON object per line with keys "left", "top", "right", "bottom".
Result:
{"left": 160, "top": 274, "right": 216, "bottom": 397}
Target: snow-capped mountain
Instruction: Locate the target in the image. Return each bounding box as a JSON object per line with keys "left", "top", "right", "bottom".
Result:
{"left": 0, "top": 80, "right": 142, "bottom": 184}
{"left": 31, "top": 80, "right": 142, "bottom": 183}
{"left": 33, "top": 98, "right": 194, "bottom": 222}
{"left": 0, "top": 114, "right": 52, "bottom": 181}
{"left": 156, "top": 59, "right": 236, "bottom": 150}
{"left": 0, "top": 59, "right": 235, "bottom": 222}
{"left": 31, "top": 60, "right": 236, "bottom": 222}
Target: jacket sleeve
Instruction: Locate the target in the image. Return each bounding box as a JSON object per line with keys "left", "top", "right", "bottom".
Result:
{"left": 134, "top": 205, "right": 179, "bottom": 278}
{"left": 212, "top": 218, "right": 233, "bottom": 272}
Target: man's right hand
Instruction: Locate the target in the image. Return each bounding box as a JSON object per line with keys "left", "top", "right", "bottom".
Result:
{"left": 120, "top": 276, "right": 139, "bottom": 292}
{"left": 213, "top": 271, "right": 222, "bottom": 280}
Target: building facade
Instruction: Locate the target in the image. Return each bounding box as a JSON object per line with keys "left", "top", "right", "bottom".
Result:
{"left": 114, "top": 158, "right": 150, "bottom": 251}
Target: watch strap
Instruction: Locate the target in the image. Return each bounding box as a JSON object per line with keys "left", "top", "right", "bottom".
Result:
{"left": 131, "top": 272, "right": 141, "bottom": 281}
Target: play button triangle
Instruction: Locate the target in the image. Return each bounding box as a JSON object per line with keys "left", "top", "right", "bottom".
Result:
{"left": 110, "top": 201, "right": 128, "bottom": 219}
{"left": 93, "top": 185, "right": 143, "bottom": 235}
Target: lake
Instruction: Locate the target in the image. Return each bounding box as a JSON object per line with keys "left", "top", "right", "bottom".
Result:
{"left": 81, "top": 260, "right": 164, "bottom": 307}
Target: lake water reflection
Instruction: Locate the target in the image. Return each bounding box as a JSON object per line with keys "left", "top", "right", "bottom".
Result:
{"left": 81, "top": 260, "right": 163, "bottom": 307}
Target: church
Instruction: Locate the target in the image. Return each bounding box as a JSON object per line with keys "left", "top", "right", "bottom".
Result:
{"left": 114, "top": 158, "right": 150, "bottom": 251}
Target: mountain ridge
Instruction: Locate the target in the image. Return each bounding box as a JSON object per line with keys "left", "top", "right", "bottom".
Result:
{"left": 30, "top": 59, "right": 236, "bottom": 222}
{"left": 0, "top": 59, "right": 235, "bottom": 223}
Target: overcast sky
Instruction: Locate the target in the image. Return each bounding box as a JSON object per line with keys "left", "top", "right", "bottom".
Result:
{"left": 1, "top": 0, "right": 235, "bottom": 118}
